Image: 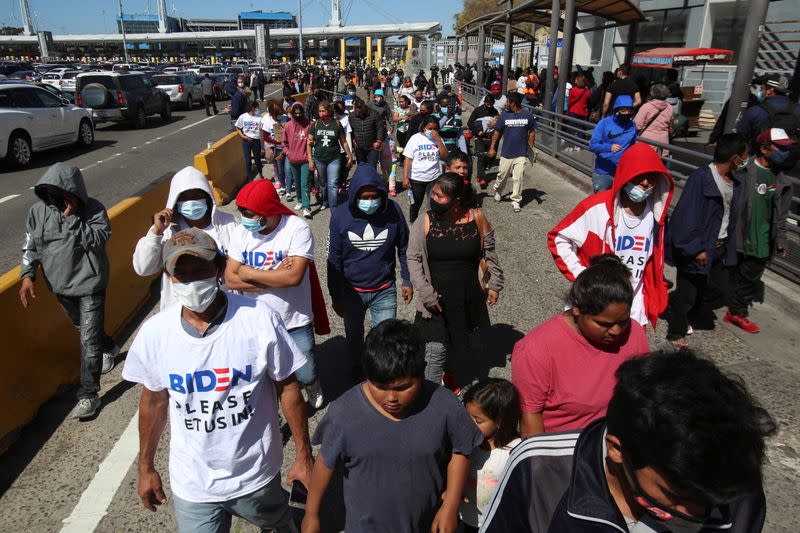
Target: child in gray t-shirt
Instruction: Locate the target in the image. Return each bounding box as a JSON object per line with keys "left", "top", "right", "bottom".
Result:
{"left": 302, "top": 319, "right": 483, "bottom": 533}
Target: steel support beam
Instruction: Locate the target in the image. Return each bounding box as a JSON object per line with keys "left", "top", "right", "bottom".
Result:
{"left": 724, "top": 0, "right": 770, "bottom": 133}
{"left": 556, "top": 0, "right": 576, "bottom": 114}
{"left": 477, "top": 25, "right": 486, "bottom": 88}
{"left": 543, "top": 0, "right": 559, "bottom": 110}
{"left": 502, "top": 10, "right": 513, "bottom": 91}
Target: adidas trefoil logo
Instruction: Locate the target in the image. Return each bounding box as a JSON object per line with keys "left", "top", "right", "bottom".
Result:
{"left": 348, "top": 224, "right": 388, "bottom": 252}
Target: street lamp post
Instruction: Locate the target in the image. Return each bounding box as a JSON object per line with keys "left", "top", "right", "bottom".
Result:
{"left": 118, "top": 0, "right": 130, "bottom": 63}
{"left": 297, "top": 0, "right": 305, "bottom": 63}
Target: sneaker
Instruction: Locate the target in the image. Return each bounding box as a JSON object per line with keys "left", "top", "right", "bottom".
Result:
{"left": 319, "top": 205, "right": 328, "bottom": 211}
{"left": 478, "top": 179, "right": 488, "bottom": 190}
{"left": 512, "top": 201, "right": 521, "bottom": 212}
{"left": 494, "top": 192, "right": 502, "bottom": 202}
{"left": 686, "top": 325, "right": 694, "bottom": 336}
{"left": 101, "top": 344, "right": 119, "bottom": 374}
{"left": 724, "top": 309, "right": 760, "bottom": 334}
{"left": 389, "top": 188, "right": 396, "bottom": 197}
{"left": 305, "top": 380, "right": 325, "bottom": 410}
{"left": 302, "top": 208, "right": 312, "bottom": 219}
{"left": 294, "top": 202, "right": 303, "bottom": 210}
{"left": 71, "top": 397, "right": 100, "bottom": 419}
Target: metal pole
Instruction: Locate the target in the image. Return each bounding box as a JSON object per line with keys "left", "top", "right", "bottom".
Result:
{"left": 530, "top": 24, "right": 537, "bottom": 69}
{"left": 502, "top": 7, "right": 513, "bottom": 92}
{"left": 118, "top": 0, "right": 130, "bottom": 64}
{"left": 477, "top": 25, "right": 486, "bottom": 88}
{"left": 557, "top": 0, "right": 576, "bottom": 115}
{"left": 297, "top": 0, "right": 305, "bottom": 63}
{"left": 543, "top": 0, "right": 559, "bottom": 110}
{"left": 724, "top": 0, "right": 769, "bottom": 132}
{"left": 454, "top": 36, "right": 460, "bottom": 66}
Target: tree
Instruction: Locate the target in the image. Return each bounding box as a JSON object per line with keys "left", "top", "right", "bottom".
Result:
{"left": 454, "top": 0, "right": 501, "bottom": 33}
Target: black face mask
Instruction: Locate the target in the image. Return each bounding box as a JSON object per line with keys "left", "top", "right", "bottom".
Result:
{"left": 429, "top": 198, "right": 451, "bottom": 216}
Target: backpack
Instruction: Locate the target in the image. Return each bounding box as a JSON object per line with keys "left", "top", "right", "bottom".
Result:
{"left": 669, "top": 113, "right": 689, "bottom": 140}
{"left": 760, "top": 100, "right": 800, "bottom": 171}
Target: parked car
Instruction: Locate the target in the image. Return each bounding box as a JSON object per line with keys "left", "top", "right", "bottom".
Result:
{"left": 41, "top": 70, "right": 81, "bottom": 93}
{"left": 9, "top": 70, "right": 41, "bottom": 82}
{"left": 267, "top": 63, "right": 283, "bottom": 80}
{"left": 75, "top": 72, "right": 171, "bottom": 128}
{"left": 224, "top": 66, "right": 245, "bottom": 77}
{"left": 0, "top": 82, "right": 94, "bottom": 168}
{"left": 152, "top": 72, "right": 203, "bottom": 110}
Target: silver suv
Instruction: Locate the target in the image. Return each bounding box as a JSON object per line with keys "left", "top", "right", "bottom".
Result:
{"left": 152, "top": 72, "right": 203, "bottom": 110}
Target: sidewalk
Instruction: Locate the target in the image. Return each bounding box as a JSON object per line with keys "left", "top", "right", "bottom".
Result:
{"left": 0, "top": 115, "right": 798, "bottom": 532}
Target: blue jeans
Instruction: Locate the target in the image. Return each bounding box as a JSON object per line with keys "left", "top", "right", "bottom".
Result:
{"left": 242, "top": 138, "right": 262, "bottom": 181}
{"left": 342, "top": 284, "right": 397, "bottom": 377}
{"left": 314, "top": 157, "right": 341, "bottom": 208}
{"left": 172, "top": 475, "right": 292, "bottom": 533}
{"left": 55, "top": 291, "right": 114, "bottom": 400}
{"left": 592, "top": 171, "right": 613, "bottom": 193}
{"left": 288, "top": 322, "right": 317, "bottom": 384}
{"left": 283, "top": 157, "right": 294, "bottom": 196}
{"left": 272, "top": 147, "right": 286, "bottom": 189}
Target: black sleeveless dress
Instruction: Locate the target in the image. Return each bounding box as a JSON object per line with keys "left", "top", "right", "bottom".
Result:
{"left": 415, "top": 212, "right": 490, "bottom": 364}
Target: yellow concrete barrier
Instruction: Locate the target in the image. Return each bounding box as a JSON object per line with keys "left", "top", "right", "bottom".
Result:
{"left": 0, "top": 179, "right": 169, "bottom": 453}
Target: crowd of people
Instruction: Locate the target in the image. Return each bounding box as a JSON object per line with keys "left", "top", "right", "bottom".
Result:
{"left": 15, "top": 55, "right": 797, "bottom": 533}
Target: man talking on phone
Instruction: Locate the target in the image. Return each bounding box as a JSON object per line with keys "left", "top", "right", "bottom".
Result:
{"left": 19, "top": 163, "right": 119, "bottom": 420}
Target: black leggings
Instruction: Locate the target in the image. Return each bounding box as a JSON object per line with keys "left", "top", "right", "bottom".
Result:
{"left": 409, "top": 179, "right": 433, "bottom": 223}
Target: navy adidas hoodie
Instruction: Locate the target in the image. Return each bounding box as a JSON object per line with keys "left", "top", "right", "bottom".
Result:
{"left": 327, "top": 164, "right": 411, "bottom": 300}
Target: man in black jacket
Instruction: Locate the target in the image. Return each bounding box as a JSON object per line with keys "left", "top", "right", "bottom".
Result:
{"left": 349, "top": 98, "right": 386, "bottom": 167}
{"left": 483, "top": 350, "right": 774, "bottom": 532}
{"left": 467, "top": 93, "right": 499, "bottom": 188}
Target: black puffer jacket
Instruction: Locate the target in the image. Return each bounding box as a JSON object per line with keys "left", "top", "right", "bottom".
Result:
{"left": 349, "top": 108, "right": 387, "bottom": 149}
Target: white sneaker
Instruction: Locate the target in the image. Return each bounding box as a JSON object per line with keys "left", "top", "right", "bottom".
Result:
{"left": 320, "top": 205, "right": 328, "bottom": 211}
{"left": 512, "top": 202, "right": 521, "bottom": 212}
{"left": 101, "top": 344, "right": 119, "bottom": 374}
{"left": 302, "top": 208, "right": 312, "bottom": 219}
{"left": 294, "top": 203, "right": 303, "bottom": 210}
{"left": 71, "top": 397, "right": 100, "bottom": 419}
{"left": 687, "top": 325, "right": 694, "bottom": 335}
{"left": 494, "top": 192, "right": 502, "bottom": 202}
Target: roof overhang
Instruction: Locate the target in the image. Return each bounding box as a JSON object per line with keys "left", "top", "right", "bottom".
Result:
{"left": 0, "top": 22, "right": 443, "bottom": 46}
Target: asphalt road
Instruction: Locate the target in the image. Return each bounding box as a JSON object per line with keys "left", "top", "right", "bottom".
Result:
{"left": 0, "top": 83, "right": 283, "bottom": 274}
{"left": 0, "top": 153, "right": 798, "bottom": 532}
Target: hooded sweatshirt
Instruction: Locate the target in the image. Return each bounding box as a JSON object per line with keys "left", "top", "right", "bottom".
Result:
{"left": 21, "top": 163, "right": 110, "bottom": 296}
{"left": 547, "top": 143, "right": 674, "bottom": 328}
{"left": 588, "top": 95, "right": 637, "bottom": 176}
{"left": 132, "top": 166, "right": 237, "bottom": 309}
{"left": 327, "top": 164, "right": 411, "bottom": 301}
{"left": 282, "top": 102, "right": 311, "bottom": 164}
{"left": 634, "top": 98, "right": 673, "bottom": 149}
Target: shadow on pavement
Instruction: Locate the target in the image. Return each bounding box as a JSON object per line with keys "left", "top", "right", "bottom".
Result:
{"left": 460, "top": 323, "right": 524, "bottom": 386}
{"left": 0, "top": 282, "right": 159, "bottom": 496}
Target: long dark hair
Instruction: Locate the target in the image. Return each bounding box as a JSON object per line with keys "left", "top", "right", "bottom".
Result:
{"left": 463, "top": 379, "right": 521, "bottom": 448}
{"left": 433, "top": 172, "right": 476, "bottom": 209}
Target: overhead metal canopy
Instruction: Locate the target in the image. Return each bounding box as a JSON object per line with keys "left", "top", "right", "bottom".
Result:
{"left": 458, "top": 10, "right": 559, "bottom": 38}
{"left": 509, "top": 0, "right": 645, "bottom": 25}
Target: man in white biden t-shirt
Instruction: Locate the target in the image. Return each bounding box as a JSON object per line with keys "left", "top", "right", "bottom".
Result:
{"left": 122, "top": 227, "right": 312, "bottom": 532}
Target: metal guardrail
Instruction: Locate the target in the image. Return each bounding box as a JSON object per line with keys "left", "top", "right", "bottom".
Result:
{"left": 458, "top": 81, "right": 800, "bottom": 282}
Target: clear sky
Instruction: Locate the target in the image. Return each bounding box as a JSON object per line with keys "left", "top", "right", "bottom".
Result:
{"left": 3, "top": 0, "right": 461, "bottom": 36}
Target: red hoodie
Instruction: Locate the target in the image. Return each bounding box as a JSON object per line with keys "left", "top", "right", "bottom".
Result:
{"left": 547, "top": 143, "right": 674, "bottom": 328}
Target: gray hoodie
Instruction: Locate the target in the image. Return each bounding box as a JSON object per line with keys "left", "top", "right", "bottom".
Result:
{"left": 21, "top": 163, "right": 111, "bottom": 296}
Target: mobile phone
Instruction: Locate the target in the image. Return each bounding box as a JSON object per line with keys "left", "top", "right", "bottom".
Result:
{"left": 289, "top": 480, "right": 307, "bottom": 510}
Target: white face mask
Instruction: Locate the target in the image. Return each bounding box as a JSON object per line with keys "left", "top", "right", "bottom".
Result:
{"left": 172, "top": 277, "right": 218, "bottom": 313}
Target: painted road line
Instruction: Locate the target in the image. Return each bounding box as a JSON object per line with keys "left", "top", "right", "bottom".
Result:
{"left": 178, "top": 114, "right": 216, "bottom": 131}
{"left": 0, "top": 194, "right": 20, "bottom": 204}
{"left": 60, "top": 410, "right": 140, "bottom": 533}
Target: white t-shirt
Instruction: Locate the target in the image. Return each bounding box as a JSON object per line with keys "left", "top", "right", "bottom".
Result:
{"left": 516, "top": 76, "right": 527, "bottom": 94}
{"left": 337, "top": 114, "right": 353, "bottom": 153}
{"left": 121, "top": 294, "right": 307, "bottom": 503}
{"left": 710, "top": 163, "right": 734, "bottom": 240}
{"left": 403, "top": 132, "right": 443, "bottom": 183}
{"left": 235, "top": 112, "right": 262, "bottom": 140}
{"left": 460, "top": 438, "right": 521, "bottom": 527}
{"left": 227, "top": 215, "right": 315, "bottom": 330}
{"left": 615, "top": 202, "right": 655, "bottom": 327}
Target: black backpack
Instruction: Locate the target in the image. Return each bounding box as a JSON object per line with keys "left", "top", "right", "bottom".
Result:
{"left": 760, "top": 100, "right": 800, "bottom": 171}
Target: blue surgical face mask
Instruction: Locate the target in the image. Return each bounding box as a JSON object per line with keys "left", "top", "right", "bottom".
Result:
{"left": 424, "top": 130, "right": 434, "bottom": 140}
{"left": 241, "top": 216, "right": 266, "bottom": 232}
{"left": 177, "top": 200, "right": 208, "bottom": 221}
{"left": 440, "top": 106, "right": 449, "bottom": 115}
{"left": 755, "top": 89, "right": 765, "bottom": 102}
{"left": 357, "top": 198, "right": 381, "bottom": 215}
{"left": 769, "top": 147, "right": 790, "bottom": 167}
{"left": 624, "top": 182, "right": 654, "bottom": 203}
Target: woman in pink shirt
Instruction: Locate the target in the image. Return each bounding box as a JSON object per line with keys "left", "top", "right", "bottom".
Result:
{"left": 512, "top": 254, "right": 650, "bottom": 437}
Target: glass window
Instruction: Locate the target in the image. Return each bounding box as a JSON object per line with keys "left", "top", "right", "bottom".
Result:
{"left": 153, "top": 75, "right": 181, "bottom": 85}
{"left": 638, "top": 11, "right": 665, "bottom": 43}
{"left": 0, "top": 90, "right": 12, "bottom": 108}
{"left": 11, "top": 88, "right": 43, "bottom": 108}
{"left": 77, "top": 75, "right": 116, "bottom": 90}
{"left": 36, "top": 88, "right": 63, "bottom": 107}
{"left": 662, "top": 10, "right": 689, "bottom": 44}
{"left": 120, "top": 76, "right": 144, "bottom": 90}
